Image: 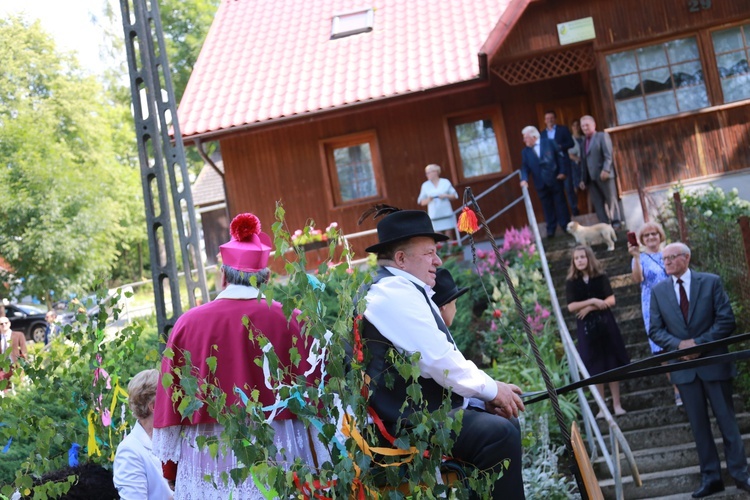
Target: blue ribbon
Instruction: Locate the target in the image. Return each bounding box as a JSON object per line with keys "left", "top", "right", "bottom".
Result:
{"left": 68, "top": 443, "right": 81, "bottom": 466}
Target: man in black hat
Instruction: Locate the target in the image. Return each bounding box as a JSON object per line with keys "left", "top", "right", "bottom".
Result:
{"left": 359, "top": 208, "right": 525, "bottom": 499}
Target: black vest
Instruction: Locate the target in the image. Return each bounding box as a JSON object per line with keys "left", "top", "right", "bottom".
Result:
{"left": 360, "top": 268, "right": 464, "bottom": 428}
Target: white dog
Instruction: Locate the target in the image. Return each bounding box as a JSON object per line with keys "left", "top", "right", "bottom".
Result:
{"left": 566, "top": 221, "right": 617, "bottom": 251}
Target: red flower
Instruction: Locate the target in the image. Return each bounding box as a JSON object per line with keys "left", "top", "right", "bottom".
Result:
{"left": 492, "top": 309, "right": 502, "bottom": 319}
{"left": 229, "top": 213, "right": 261, "bottom": 242}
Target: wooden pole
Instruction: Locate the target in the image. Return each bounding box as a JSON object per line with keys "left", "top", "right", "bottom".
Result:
{"left": 673, "top": 192, "right": 689, "bottom": 244}
{"left": 739, "top": 216, "right": 750, "bottom": 280}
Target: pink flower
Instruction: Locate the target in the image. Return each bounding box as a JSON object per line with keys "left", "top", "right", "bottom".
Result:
{"left": 490, "top": 320, "right": 498, "bottom": 331}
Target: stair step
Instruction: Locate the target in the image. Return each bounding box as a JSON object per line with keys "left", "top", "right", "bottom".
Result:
{"left": 614, "top": 412, "right": 750, "bottom": 451}
{"left": 600, "top": 462, "right": 750, "bottom": 499}
{"left": 594, "top": 432, "right": 750, "bottom": 476}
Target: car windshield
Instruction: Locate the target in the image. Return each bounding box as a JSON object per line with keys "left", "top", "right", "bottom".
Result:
{"left": 17, "top": 304, "right": 46, "bottom": 315}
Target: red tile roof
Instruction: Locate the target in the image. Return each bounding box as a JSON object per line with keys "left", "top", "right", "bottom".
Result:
{"left": 178, "top": 0, "right": 514, "bottom": 139}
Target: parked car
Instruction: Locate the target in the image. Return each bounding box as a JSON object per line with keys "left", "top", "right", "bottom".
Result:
{"left": 5, "top": 303, "right": 48, "bottom": 343}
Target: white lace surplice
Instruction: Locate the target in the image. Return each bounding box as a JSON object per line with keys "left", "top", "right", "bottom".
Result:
{"left": 152, "top": 421, "right": 330, "bottom": 500}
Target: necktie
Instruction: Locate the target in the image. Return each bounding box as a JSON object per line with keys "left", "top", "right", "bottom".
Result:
{"left": 677, "top": 278, "right": 689, "bottom": 322}
{"left": 585, "top": 136, "right": 591, "bottom": 154}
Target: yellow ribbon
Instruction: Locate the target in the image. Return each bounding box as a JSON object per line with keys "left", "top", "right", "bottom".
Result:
{"left": 86, "top": 410, "right": 101, "bottom": 457}
{"left": 341, "top": 413, "right": 418, "bottom": 466}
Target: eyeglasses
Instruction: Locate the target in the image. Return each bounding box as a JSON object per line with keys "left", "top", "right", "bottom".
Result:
{"left": 663, "top": 253, "right": 686, "bottom": 262}
{"left": 642, "top": 232, "right": 659, "bottom": 238}
{"left": 0, "top": 321, "right": 9, "bottom": 326}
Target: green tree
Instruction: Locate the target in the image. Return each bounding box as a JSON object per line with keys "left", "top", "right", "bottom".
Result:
{"left": 0, "top": 16, "right": 144, "bottom": 305}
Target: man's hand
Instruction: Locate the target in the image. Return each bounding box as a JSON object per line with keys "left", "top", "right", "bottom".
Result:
{"left": 579, "top": 181, "right": 586, "bottom": 190}
{"left": 556, "top": 173, "right": 566, "bottom": 180}
{"left": 520, "top": 180, "right": 528, "bottom": 188}
{"left": 600, "top": 170, "right": 610, "bottom": 181}
{"left": 678, "top": 338, "right": 700, "bottom": 360}
{"left": 487, "top": 381, "right": 525, "bottom": 419}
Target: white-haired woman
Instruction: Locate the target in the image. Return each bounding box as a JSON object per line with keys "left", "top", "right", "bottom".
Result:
{"left": 417, "top": 163, "right": 458, "bottom": 238}
{"left": 114, "top": 369, "right": 174, "bottom": 499}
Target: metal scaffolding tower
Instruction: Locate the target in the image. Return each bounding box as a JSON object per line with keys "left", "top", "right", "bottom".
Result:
{"left": 119, "top": 0, "right": 209, "bottom": 340}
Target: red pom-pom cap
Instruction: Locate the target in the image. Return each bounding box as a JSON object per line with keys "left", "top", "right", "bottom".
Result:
{"left": 229, "top": 213, "right": 261, "bottom": 242}
{"left": 220, "top": 213, "right": 272, "bottom": 272}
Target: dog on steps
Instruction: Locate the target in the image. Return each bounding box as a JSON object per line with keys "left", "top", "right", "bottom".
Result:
{"left": 566, "top": 221, "right": 617, "bottom": 251}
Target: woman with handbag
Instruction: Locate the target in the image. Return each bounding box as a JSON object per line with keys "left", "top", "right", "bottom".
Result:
{"left": 566, "top": 245, "right": 630, "bottom": 417}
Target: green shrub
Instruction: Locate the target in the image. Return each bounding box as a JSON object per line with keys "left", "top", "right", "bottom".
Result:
{"left": 0, "top": 297, "right": 161, "bottom": 497}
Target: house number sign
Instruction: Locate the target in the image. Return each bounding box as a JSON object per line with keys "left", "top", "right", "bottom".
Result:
{"left": 688, "top": 0, "right": 711, "bottom": 12}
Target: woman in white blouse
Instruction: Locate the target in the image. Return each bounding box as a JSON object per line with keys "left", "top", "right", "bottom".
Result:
{"left": 114, "top": 369, "right": 174, "bottom": 499}
{"left": 417, "top": 164, "right": 459, "bottom": 238}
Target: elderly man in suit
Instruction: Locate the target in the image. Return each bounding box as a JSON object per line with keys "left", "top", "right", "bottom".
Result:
{"left": 0, "top": 315, "right": 27, "bottom": 389}
{"left": 579, "top": 115, "right": 621, "bottom": 228}
{"left": 543, "top": 110, "right": 579, "bottom": 215}
{"left": 520, "top": 125, "right": 570, "bottom": 238}
{"left": 649, "top": 242, "right": 750, "bottom": 497}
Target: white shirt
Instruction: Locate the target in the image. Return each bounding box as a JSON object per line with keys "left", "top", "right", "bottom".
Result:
{"left": 546, "top": 126, "right": 556, "bottom": 140}
{"left": 533, "top": 140, "right": 541, "bottom": 157}
{"left": 0, "top": 332, "right": 10, "bottom": 353}
{"left": 671, "top": 269, "right": 692, "bottom": 303}
{"left": 114, "top": 421, "right": 174, "bottom": 500}
{"left": 364, "top": 267, "right": 498, "bottom": 403}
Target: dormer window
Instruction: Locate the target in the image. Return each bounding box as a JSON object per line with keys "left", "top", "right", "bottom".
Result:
{"left": 330, "top": 8, "right": 374, "bottom": 40}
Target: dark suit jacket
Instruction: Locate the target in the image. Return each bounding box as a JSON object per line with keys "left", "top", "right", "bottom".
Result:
{"left": 581, "top": 131, "right": 614, "bottom": 184}
{"left": 649, "top": 271, "right": 736, "bottom": 384}
{"left": 545, "top": 125, "right": 574, "bottom": 172}
{"left": 521, "top": 137, "right": 563, "bottom": 189}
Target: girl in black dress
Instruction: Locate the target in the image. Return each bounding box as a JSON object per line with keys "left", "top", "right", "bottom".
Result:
{"left": 566, "top": 245, "right": 630, "bottom": 417}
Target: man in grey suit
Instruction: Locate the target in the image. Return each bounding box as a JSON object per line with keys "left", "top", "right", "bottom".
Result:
{"left": 579, "top": 115, "right": 621, "bottom": 228}
{"left": 650, "top": 242, "right": 750, "bottom": 498}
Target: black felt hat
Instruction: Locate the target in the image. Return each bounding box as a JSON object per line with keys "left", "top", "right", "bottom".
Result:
{"left": 432, "top": 268, "right": 469, "bottom": 308}
{"left": 365, "top": 210, "right": 448, "bottom": 253}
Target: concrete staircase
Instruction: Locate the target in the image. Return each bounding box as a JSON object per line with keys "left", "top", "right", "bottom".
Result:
{"left": 542, "top": 221, "right": 750, "bottom": 499}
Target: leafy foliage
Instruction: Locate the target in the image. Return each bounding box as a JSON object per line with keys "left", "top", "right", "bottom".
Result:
{"left": 0, "top": 290, "right": 161, "bottom": 498}
{"left": 159, "top": 204, "right": 506, "bottom": 497}
{"left": 0, "top": 17, "right": 145, "bottom": 304}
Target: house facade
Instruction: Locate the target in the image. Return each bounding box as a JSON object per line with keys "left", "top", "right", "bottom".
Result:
{"left": 179, "top": 0, "right": 750, "bottom": 257}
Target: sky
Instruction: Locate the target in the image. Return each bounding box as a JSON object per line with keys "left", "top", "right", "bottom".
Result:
{"left": 1, "top": 0, "right": 118, "bottom": 74}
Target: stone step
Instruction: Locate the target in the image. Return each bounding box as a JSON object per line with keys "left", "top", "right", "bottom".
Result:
{"left": 612, "top": 412, "right": 750, "bottom": 451}
{"left": 600, "top": 462, "right": 750, "bottom": 499}
{"left": 590, "top": 387, "right": 746, "bottom": 418}
{"left": 593, "top": 433, "right": 750, "bottom": 476}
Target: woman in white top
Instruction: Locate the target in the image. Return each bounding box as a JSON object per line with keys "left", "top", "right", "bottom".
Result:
{"left": 114, "top": 369, "right": 174, "bottom": 499}
{"left": 417, "top": 164, "right": 459, "bottom": 238}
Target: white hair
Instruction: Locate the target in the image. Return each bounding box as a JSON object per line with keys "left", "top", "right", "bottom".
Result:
{"left": 665, "top": 241, "right": 691, "bottom": 257}
{"left": 521, "top": 126, "right": 540, "bottom": 139}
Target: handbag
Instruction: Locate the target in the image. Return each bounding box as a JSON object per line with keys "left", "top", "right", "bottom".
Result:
{"left": 583, "top": 311, "right": 609, "bottom": 338}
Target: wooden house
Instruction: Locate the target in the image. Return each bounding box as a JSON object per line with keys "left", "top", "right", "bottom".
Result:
{"left": 178, "top": 0, "right": 750, "bottom": 257}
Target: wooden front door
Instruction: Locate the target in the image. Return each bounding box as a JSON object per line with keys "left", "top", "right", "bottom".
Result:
{"left": 535, "top": 95, "right": 592, "bottom": 215}
{"left": 535, "top": 95, "right": 590, "bottom": 131}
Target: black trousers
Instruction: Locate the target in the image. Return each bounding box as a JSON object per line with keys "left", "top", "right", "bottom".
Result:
{"left": 678, "top": 377, "right": 749, "bottom": 483}
{"left": 450, "top": 408, "right": 525, "bottom": 500}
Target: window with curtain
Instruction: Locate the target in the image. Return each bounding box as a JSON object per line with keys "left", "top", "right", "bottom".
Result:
{"left": 446, "top": 107, "right": 508, "bottom": 181}
{"left": 606, "top": 37, "right": 709, "bottom": 125}
{"left": 321, "top": 131, "right": 383, "bottom": 207}
{"left": 712, "top": 24, "right": 750, "bottom": 103}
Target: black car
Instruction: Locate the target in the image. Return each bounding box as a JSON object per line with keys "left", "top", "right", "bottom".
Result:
{"left": 5, "top": 303, "right": 48, "bottom": 343}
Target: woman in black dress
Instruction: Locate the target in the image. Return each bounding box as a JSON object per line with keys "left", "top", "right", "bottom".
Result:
{"left": 566, "top": 245, "right": 630, "bottom": 417}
